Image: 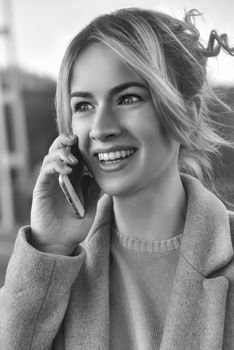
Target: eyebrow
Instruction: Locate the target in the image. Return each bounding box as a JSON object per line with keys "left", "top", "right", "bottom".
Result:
{"left": 70, "top": 82, "right": 148, "bottom": 99}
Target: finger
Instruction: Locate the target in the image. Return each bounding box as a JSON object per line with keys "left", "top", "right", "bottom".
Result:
{"left": 49, "top": 134, "right": 78, "bottom": 153}
{"left": 42, "top": 149, "right": 78, "bottom": 167}
{"left": 40, "top": 160, "right": 72, "bottom": 178}
{"left": 34, "top": 160, "right": 73, "bottom": 190}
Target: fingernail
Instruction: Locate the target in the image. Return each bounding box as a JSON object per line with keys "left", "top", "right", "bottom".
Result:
{"left": 64, "top": 165, "right": 71, "bottom": 171}
{"left": 68, "top": 155, "right": 77, "bottom": 163}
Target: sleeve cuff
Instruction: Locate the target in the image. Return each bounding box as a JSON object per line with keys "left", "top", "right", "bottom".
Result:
{"left": 4, "top": 225, "right": 86, "bottom": 293}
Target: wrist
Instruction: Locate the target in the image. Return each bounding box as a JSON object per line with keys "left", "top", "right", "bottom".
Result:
{"left": 28, "top": 230, "right": 76, "bottom": 256}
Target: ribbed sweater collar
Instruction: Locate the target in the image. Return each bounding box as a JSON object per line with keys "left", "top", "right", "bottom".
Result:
{"left": 111, "top": 227, "right": 182, "bottom": 254}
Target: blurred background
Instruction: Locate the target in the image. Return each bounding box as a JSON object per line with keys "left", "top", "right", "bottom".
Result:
{"left": 0, "top": 0, "right": 234, "bottom": 286}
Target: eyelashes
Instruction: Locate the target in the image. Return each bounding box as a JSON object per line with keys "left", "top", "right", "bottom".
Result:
{"left": 117, "top": 94, "right": 142, "bottom": 105}
{"left": 71, "top": 93, "right": 143, "bottom": 113}
{"left": 72, "top": 102, "right": 93, "bottom": 113}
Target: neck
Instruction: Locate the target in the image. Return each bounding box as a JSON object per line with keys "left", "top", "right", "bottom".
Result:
{"left": 113, "top": 171, "right": 187, "bottom": 241}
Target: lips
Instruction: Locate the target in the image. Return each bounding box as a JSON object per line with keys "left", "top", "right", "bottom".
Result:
{"left": 93, "top": 147, "right": 137, "bottom": 172}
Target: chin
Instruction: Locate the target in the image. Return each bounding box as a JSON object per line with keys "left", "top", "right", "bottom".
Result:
{"left": 97, "top": 178, "right": 137, "bottom": 198}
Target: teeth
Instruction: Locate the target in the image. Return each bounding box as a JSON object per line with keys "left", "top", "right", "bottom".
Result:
{"left": 97, "top": 149, "right": 135, "bottom": 162}
{"left": 109, "top": 152, "right": 116, "bottom": 160}
{"left": 103, "top": 153, "right": 109, "bottom": 161}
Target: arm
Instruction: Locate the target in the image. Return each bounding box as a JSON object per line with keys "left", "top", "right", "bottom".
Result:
{"left": 0, "top": 134, "right": 99, "bottom": 349}
{"left": 0, "top": 226, "right": 85, "bottom": 350}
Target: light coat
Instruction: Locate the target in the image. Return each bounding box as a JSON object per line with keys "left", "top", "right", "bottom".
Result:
{"left": 1, "top": 174, "right": 234, "bottom": 349}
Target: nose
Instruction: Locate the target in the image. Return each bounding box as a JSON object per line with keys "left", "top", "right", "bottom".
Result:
{"left": 89, "top": 105, "right": 122, "bottom": 141}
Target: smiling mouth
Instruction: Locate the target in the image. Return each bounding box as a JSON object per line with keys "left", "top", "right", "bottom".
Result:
{"left": 96, "top": 149, "right": 137, "bottom": 163}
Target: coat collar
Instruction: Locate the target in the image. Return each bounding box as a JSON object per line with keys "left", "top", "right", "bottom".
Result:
{"left": 83, "top": 174, "right": 234, "bottom": 350}
{"left": 87, "top": 173, "right": 233, "bottom": 276}
{"left": 179, "top": 174, "right": 233, "bottom": 276}
{"left": 160, "top": 174, "right": 233, "bottom": 349}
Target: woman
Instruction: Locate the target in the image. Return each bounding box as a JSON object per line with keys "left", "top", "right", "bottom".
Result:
{"left": 1, "top": 7, "right": 234, "bottom": 350}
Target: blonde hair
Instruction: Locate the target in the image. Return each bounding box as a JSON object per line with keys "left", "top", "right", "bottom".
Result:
{"left": 56, "top": 8, "right": 234, "bottom": 193}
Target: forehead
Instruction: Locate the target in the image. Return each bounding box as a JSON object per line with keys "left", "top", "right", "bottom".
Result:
{"left": 70, "top": 43, "right": 145, "bottom": 94}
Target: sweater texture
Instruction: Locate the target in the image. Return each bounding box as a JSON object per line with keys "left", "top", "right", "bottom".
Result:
{"left": 110, "top": 228, "right": 182, "bottom": 349}
{"left": 0, "top": 174, "right": 234, "bottom": 350}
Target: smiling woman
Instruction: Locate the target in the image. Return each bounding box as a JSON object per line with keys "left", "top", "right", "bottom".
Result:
{"left": 70, "top": 43, "right": 180, "bottom": 201}
{"left": 1, "top": 7, "right": 234, "bottom": 350}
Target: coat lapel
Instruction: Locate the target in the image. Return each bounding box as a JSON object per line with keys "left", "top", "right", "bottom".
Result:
{"left": 65, "top": 194, "right": 113, "bottom": 349}
{"left": 160, "top": 175, "right": 233, "bottom": 350}
{"left": 160, "top": 253, "right": 229, "bottom": 349}
{"left": 80, "top": 194, "right": 113, "bottom": 349}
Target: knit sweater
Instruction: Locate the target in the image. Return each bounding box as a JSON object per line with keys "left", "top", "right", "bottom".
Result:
{"left": 1, "top": 174, "right": 234, "bottom": 350}
{"left": 110, "top": 228, "right": 182, "bottom": 349}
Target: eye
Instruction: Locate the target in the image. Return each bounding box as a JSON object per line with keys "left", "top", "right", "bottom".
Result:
{"left": 71, "top": 101, "right": 93, "bottom": 113}
{"left": 118, "top": 94, "right": 142, "bottom": 105}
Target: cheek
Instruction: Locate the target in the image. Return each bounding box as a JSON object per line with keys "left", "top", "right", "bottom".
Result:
{"left": 136, "top": 119, "right": 177, "bottom": 164}
{"left": 71, "top": 119, "right": 90, "bottom": 150}
{"left": 128, "top": 116, "right": 162, "bottom": 147}
{"left": 142, "top": 116, "right": 173, "bottom": 150}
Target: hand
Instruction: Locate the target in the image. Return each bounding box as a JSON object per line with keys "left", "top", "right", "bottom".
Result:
{"left": 30, "top": 134, "right": 100, "bottom": 255}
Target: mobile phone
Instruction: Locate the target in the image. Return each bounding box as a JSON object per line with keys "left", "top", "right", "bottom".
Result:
{"left": 59, "top": 143, "right": 90, "bottom": 218}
